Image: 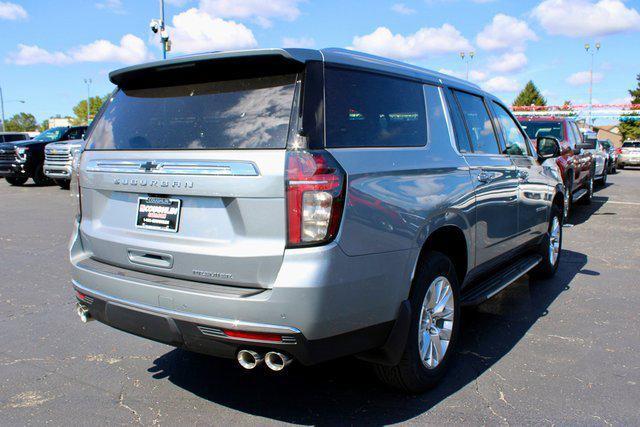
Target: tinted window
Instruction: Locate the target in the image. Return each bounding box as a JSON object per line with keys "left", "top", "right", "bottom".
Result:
{"left": 444, "top": 89, "right": 472, "bottom": 153}
{"left": 325, "top": 68, "right": 427, "bottom": 148}
{"left": 454, "top": 91, "right": 500, "bottom": 154}
{"left": 424, "top": 85, "right": 452, "bottom": 148}
{"left": 569, "top": 122, "right": 582, "bottom": 147}
{"left": 492, "top": 102, "right": 529, "bottom": 156}
{"left": 2, "top": 134, "right": 28, "bottom": 142}
{"left": 520, "top": 121, "right": 564, "bottom": 141}
{"left": 622, "top": 141, "right": 640, "bottom": 148}
{"left": 87, "top": 74, "right": 297, "bottom": 150}
{"left": 66, "top": 127, "right": 86, "bottom": 140}
{"left": 34, "top": 127, "right": 66, "bottom": 142}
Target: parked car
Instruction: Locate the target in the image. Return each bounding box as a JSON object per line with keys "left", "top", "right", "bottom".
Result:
{"left": 0, "top": 131, "right": 31, "bottom": 143}
{"left": 518, "top": 116, "right": 595, "bottom": 220}
{"left": 583, "top": 137, "right": 609, "bottom": 187}
{"left": 617, "top": 141, "right": 640, "bottom": 169}
{"left": 0, "top": 126, "right": 86, "bottom": 186}
{"left": 600, "top": 139, "right": 618, "bottom": 174}
{"left": 70, "top": 48, "right": 565, "bottom": 393}
{"left": 44, "top": 138, "right": 84, "bottom": 188}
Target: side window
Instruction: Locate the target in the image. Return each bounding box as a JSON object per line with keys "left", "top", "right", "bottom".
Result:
{"left": 453, "top": 91, "right": 500, "bottom": 155}
{"left": 572, "top": 122, "right": 583, "bottom": 144}
{"left": 444, "top": 89, "right": 472, "bottom": 153}
{"left": 424, "top": 85, "right": 452, "bottom": 148}
{"left": 492, "top": 102, "right": 530, "bottom": 156}
{"left": 66, "top": 128, "right": 84, "bottom": 140}
{"left": 325, "top": 68, "right": 427, "bottom": 148}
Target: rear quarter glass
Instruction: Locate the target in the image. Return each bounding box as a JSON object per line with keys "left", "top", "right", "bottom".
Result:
{"left": 86, "top": 74, "right": 298, "bottom": 150}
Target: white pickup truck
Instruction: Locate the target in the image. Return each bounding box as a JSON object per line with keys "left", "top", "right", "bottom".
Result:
{"left": 44, "top": 139, "right": 84, "bottom": 188}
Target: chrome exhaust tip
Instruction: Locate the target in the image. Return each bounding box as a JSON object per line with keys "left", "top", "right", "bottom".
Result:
{"left": 264, "top": 351, "right": 292, "bottom": 372}
{"left": 237, "top": 350, "right": 263, "bottom": 370}
{"left": 76, "top": 302, "right": 92, "bottom": 323}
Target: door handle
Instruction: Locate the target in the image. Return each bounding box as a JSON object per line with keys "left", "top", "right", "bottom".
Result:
{"left": 128, "top": 249, "right": 173, "bottom": 269}
{"left": 477, "top": 171, "right": 494, "bottom": 183}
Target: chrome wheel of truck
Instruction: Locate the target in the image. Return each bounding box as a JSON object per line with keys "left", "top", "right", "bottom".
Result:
{"left": 418, "top": 276, "right": 454, "bottom": 369}
{"left": 548, "top": 216, "right": 561, "bottom": 266}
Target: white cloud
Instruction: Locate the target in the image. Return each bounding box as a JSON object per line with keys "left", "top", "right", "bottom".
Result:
{"left": 0, "top": 1, "right": 27, "bottom": 20}
{"left": 469, "top": 70, "right": 488, "bottom": 82}
{"left": 531, "top": 0, "right": 640, "bottom": 37}
{"left": 487, "top": 52, "right": 528, "bottom": 74}
{"left": 391, "top": 3, "right": 416, "bottom": 15}
{"left": 169, "top": 8, "right": 257, "bottom": 54}
{"left": 476, "top": 14, "right": 537, "bottom": 51}
{"left": 438, "top": 68, "right": 464, "bottom": 79}
{"left": 282, "top": 37, "right": 315, "bottom": 48}
{"left": 482, "top": 76, "right": 521, "bottom": 93}
{"left": 566, "top": 70, "right": 604, "bottom": 86}
{"left": 351, "top": 24, "right": 473, "bottom": 60}
{"left": 6, "top": 34, "right": 152, "bottom": 65}
{"left": 95, "top": 0, "right": 125, "bottom": 14}
{"left": 197, "top": 0, "right": 302, "bottom": 28}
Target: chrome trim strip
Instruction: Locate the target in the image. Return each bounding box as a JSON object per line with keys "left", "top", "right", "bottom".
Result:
{"left": 86, "top": 160, "right": 260, "bottom": 176}
{"left": 72, "top": 280, "right": 301, "bottom": 335}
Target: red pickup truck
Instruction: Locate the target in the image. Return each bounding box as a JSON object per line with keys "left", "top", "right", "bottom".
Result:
{"left": 518, "top": 116, "right": 595, "bottom": 220}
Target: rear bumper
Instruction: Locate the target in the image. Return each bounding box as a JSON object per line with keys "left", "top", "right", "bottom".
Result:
{"left": 69, "top": 220, "right": 411, "bottom": 364}
{"left": 618, "top": 155, "right": 640, "bottom": 166}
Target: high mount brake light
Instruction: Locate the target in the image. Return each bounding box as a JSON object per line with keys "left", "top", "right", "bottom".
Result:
{"left": 286, "top": 150, "right": 345, "bottom": 247}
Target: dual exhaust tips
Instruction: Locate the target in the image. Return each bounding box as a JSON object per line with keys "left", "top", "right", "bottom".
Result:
{"left": 237, "top": 349, "right": 292, "bottom": 372}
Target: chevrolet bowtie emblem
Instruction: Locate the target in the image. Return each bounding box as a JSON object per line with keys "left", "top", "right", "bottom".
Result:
{"left": 140, "top": 161, "right": 160, "bottom": 172}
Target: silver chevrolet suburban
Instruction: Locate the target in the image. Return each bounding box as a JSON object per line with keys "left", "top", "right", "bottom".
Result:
{"left": 70, "top": 48, "right": 565, "bottom": 392}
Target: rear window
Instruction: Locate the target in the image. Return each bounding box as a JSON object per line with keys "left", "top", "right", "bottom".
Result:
{"left": 325, "top": 68, "right": 427, "bottom": 148}
{"left": 86, "top": 74, "right": 298, "bottom": 150}
{"left": 520, "top": 121, "right": 564, "bottom": 140}
{"left": 622, "top": 141, "right": 640, "bottom": 148}
{"left": 2, "top": 134, "right": 28, "bottom": 142}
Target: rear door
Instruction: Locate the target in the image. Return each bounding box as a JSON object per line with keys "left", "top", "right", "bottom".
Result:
{"left": 450, "top": 90, "right": 519, "bottom": 266}
{"left": 79, "top": 73, "right": 300, "bottom": 289}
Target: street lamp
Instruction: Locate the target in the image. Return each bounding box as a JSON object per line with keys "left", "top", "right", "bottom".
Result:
{"left": 150, "top": 0, "right": 170, "bottom": 60}
{"left": 585, "top": 42, "right": 601, "bottom": 126}
{"left": 0, "top": 85, "right": 26, "bottom": 132}
{"left": 83, "top": 78, "right": 92, "bottom": 125}
{"left": 460, "top": 51, "right": 475, "bottom": 80}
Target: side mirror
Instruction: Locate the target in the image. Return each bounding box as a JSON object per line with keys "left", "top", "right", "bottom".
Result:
{"left": 536, "top": 136, "right": 561, "bottom": 160}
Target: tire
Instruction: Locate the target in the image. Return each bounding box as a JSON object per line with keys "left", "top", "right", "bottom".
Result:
{"left": 618, "top": 164, "right": 625, "bottom": 170}
{"left": 6, "top": 175, "right": 28, "bottom": 186}
{"left": 374, "top": 251, "right": 461, "bottom": 393}
{"left": 563, "top": 175, "right": 573, "bottom": 222}
{"left": 599, "top": 167, "right": 607, "bottom": 187}
{"left": 32, "top": 162, "right": 52, "bottom": 186}
{"left": 579, "top": 173, "right": 594, "bottom": 205}
{"left": 530, "top": 205, "right": 562, "bottom": 279}
{"left": 55, "top": 179, "right": 71, "bottom": 189}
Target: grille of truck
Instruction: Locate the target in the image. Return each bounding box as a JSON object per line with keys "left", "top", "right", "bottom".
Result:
{"left": 45, "top": 150, "right": 72, "bottom": 164}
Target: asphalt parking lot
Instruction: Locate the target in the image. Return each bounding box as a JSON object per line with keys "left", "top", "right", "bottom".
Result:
{"left": 1, "top": 171, "right": 639, "bottom": 426}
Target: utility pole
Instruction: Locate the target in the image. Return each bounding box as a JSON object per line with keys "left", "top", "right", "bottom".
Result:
{"left": 0, "top": 85, "right": 5, "bottom": 132}
{"left": 585, "top": 42, "right": 601, "bottom": 126}
{"left": 83, "top": 78, "right": 92, "bottom": 125}
{"left": 460, "top": 51, "right": 475, "bottom": 80}
{"left": 150, "top": 0, "right": 170, "bottom": 60}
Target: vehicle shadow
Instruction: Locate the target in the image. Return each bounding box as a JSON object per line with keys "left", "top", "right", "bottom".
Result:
{"left": 148, "top": 250, "right": 587, "bottom": 425}
{"left": 567, "top": 194, "right": 610, "bottom": 226}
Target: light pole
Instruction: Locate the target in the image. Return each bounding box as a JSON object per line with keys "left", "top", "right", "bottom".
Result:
{"left": 0, "top": 85, "right": 26, "bottom": 132}
{"left": 83, "top": 78, "right": 92, "bottom": 125}
{"left": 460, "top": 51, "right": 475, "bottom": 80}
{"left": 150, "top": 0, "right": 170, "bottom": 60}
{"left": 585, "top": 42, "right": 601, "bottom": 126}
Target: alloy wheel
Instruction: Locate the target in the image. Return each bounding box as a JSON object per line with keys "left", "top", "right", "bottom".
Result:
{"left": 549, "top": 216, "right": 561, "bottom": 266}
{"left": 418, "top": 276, "right": 455, "bottom": 369}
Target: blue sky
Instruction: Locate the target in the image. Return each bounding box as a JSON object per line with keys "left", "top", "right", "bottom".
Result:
{"left": 1, "top": 0, "right": 639, "bottom": 125}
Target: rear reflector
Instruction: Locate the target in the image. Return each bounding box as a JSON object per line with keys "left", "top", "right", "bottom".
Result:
{"left": 222, "top": 329, "right": 283, "bottom": 342}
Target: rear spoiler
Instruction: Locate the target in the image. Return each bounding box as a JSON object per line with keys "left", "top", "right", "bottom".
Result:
{"left": 109, "top": 48, "right": 322, "bottom": 89}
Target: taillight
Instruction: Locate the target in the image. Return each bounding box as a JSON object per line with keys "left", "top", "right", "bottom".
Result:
{"left": 286, "top": 150, "right": 345, "bottom": 247}
{"left": 70, "top": 149, "right": 82, "bottom": 219}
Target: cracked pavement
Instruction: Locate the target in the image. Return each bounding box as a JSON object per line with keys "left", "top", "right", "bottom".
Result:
{"left": 0, "top": 170, "right": 639, "bottom": 425}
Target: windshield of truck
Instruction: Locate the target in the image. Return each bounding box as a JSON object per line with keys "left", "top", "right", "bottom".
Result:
{"left": 520, "top": 121, "right": 564, "bottom": 140}
{"left": 34, "top": 127, "right": 66, "bottom": 142}
{"left": 86, "top": 74, "right": 298, "bottom": 150}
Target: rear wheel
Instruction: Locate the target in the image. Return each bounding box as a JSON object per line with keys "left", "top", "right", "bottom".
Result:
{"left": 579, "top": 173, "right": 594, "bottom": 205}
{"left": 563, "top": 176, "right": 573, "bottom": 222}
{"left": 619, "top": 164, "right": 625, "bottom": 170}
{"left": 598, "top": 167, "right": 608, "bottom": 187}
{"left": 55, "top": 179, "right": 71, "bottom": 189}
{"left": 374, "top": 251, "right": 460, "bottom": 393}
{"left": 6, "top": 176, "right": 28, "bottom": 186}
{"left": 530, "top": 206, "right": 562, "bottom": 279}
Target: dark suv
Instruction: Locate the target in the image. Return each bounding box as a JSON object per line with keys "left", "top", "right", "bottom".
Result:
{"left": 0, "top": 126, "right": 86, "bottom": 186}
{"left": 518, "top": 117, "right": 595, "bottom": 219}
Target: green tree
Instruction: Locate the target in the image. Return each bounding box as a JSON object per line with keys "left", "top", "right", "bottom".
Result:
{"left": 71, "top": 94, "right": 108, "bottom": 125}
{"left": 38, "top": 119, "right": 49, "bottom": 132}
{"left": 5, "top": 112, "right": 38, "bottom": 131}
{"left": 620, "top": 74, "right": 640, "bottom": 141}
{"left": 513, "top": 80, "right": 547, "bottom": 106}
